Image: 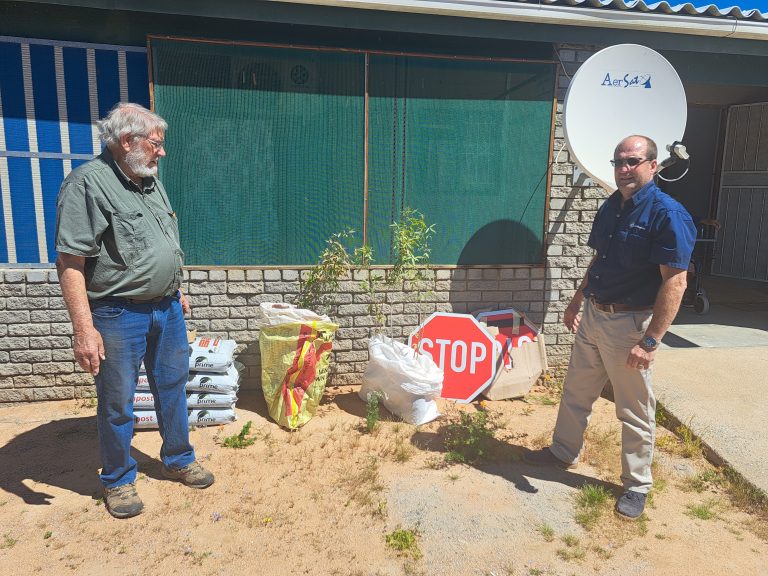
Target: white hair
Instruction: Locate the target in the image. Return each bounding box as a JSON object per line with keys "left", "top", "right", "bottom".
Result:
{"left": 98, "top": 102, "right": 168, "bottom": 146}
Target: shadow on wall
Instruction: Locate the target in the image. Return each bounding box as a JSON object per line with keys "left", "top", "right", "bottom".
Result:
{"left": 456, "top": 220, "right": 541, "bottom": 266}
{"left": 451, "top": 220, "right": 544, "bottom": 324}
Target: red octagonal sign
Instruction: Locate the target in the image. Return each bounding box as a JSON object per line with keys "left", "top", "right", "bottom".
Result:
{"left": 409, "top": 312, "right": 497, "bottom": 403}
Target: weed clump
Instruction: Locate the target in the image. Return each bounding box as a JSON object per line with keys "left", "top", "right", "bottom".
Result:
{"left": 443, "top": 410, "right": 497, "bottom": 464}
{"left": 385, "top": 527, "right": 422, "bottom": 559}
{"left": 365, "top": 392, "right": 383, "bottom": 433}
{"left": 574, "top": 483, "right": 612, "bottom": 530}
{"left": 222, "top": 421, "right": 257, "bottom": 449}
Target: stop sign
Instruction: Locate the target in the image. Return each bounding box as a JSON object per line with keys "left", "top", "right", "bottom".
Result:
{"left": 409, "top": 312, "right": 497, "bottom": 403}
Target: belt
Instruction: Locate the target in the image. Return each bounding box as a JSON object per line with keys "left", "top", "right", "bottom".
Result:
{"left": 589, "top": 297, "right": 653, "bottom": 313}
{"left": 116, "top": 295, "right": 170, "bottom": 304}
{"left": 125, "top": 295, "right": 168, "bottom": 304}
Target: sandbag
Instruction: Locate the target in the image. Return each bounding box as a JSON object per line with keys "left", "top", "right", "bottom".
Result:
{"left": 359, "top": 334, "right": 443, "bottom": 425}
{"left": 259, "top": 315, "right": 338, "bottom": 429}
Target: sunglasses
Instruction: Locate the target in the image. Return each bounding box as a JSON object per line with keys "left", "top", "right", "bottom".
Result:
{"left": 610, "top": 157, "right": 649, "bottom": 168}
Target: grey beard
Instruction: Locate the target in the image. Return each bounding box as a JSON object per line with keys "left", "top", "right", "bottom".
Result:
{"left": 125, "top": 145, "right": 157, "bottom": 178}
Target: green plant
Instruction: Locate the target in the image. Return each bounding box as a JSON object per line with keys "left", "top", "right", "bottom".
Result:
{"left": 574, "top": 483, "right": 612, "bottom": 530}
{"left": 43, "top": 531, "right": 52, "bottom": 540}
{"left": 656, "top": 420, "right": 703, "bottom": 459}
{"left": 389, "top": 208, "right": 435, "bottom": 284}
{"left": 1, "top": 534, "right": 17, "bottom": 549}
{"left": 222, "top": 421, "right": 256, "bottom": 449}
{"left": 390, "top": 434, "right": 415, "bottom": 463}
{"left": 557, "top": 535, "right": 586, "bottom": 561}
{"left": 385, "top": 528, "right": 422, "bottom": 559}
{"left": 444, "top": 410, "right": 497, "bottom": 464}
{"left": 682, "top": 469, "right": 727, "bottom": 493}
{"left": 366, "top": 392, "right": 383, "bottom": 433}
{"left": 344, "top": 456, "right": 385, "bottom": 512}
{"left": 297, "top": 209, "right": 434, "bottom": 331}
{"left": 676, "top": 422, "right": 703, "bottom": 458}
{"left": 537, "top": 523, "right": 555, "bottom": 542}
{"left": 527, "top": 394, "right": 557, "bottom": 406}
{"left": 297, "top": 230, "right": 360, "bottom": 313}
{"left": 593, "top": 545, "right": 613, "bottom": 559}
{"left": 686, "top": 499, "right": 720, "bottom": 520}
{"left": 367, "top": 208, "right": 435, "bottom": 331}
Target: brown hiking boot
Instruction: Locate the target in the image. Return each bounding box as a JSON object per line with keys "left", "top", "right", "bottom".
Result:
{"left": 162, "top": 461, "right": 215, "bottom": 489}
{"left": 104, "top": 482, "right": 144, "bottom": 519}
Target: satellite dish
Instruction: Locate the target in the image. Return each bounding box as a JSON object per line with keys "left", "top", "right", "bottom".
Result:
{"left": 563, "top": 44, "right": 687, "bottom": 191}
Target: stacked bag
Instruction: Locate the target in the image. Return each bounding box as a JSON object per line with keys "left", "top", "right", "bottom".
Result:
{"left": 134, "top": 336, "right": 240, "bottom": 429}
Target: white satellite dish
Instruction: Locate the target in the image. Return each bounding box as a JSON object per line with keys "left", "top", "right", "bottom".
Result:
{"left": 563, "top": 44, "right": 687, "bottom": 191}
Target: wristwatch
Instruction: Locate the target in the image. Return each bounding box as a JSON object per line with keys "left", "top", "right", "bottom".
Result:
{"left": 639, "top": 335, "right": 660, "bottom": 351}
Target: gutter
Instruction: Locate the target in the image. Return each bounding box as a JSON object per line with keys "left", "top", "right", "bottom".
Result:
{"left": 270, "top": 0, "right": 768, "bottom": 41}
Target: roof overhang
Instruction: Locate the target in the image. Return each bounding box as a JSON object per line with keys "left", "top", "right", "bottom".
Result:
{"left": 274, "top": 0, "right": 768, "bottom": 41}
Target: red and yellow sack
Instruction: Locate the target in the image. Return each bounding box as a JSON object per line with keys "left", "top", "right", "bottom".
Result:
{"left": 259, "top": 320, "right": 338, "bottom": 429}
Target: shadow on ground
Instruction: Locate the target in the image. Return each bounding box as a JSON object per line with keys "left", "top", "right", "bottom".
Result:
{"left": 411, "top": 429, "right": 621, "bottom": 496}
{"left": 0, "top": 415, "right": 157, "bottom": 505}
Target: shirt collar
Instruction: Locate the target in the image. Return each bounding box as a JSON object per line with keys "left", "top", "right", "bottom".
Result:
{"left": 100, "top": 146, "right": 157, "bottom": 193}
{"left": 610, "top": 179, "right": 655, "bottom": 211}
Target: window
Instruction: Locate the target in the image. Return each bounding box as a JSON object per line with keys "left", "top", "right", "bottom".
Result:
{"left": 151, "top": 38, "right": 556, "bottom": 265}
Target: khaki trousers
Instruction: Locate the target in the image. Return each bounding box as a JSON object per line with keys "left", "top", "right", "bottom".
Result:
{"left": 550, "top": 299, "right": 655, "bottom": 493}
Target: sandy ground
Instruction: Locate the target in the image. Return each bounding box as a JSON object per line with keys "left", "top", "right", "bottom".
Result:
{"left": 0, "top": 385, "right": 766, "bottom": 576}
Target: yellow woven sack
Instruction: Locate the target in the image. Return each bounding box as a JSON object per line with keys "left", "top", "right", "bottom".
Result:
{"left": 259, "top": 321, "right": 338, "bottom": 429}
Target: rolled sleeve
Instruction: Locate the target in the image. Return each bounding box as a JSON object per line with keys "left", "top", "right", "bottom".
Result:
{"left": 649, "top": 208, "right": 697, "bottom": 270}
{"left": 55, "top": 179, "right": 108, "bottom": 257}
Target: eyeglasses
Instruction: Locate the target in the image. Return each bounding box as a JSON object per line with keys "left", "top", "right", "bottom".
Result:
{"left": 138, "top": 135, "right": 165, "bottom": 150}
{"left": 610, "top": 157, "right": 649, "bottom": 169}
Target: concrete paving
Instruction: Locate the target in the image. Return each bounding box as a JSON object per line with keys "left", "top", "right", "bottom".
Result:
{"left": 654, "top": 275, "right": 768, "bottom": 494}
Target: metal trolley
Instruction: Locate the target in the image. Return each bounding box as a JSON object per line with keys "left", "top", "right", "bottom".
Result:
{"left": 686, "top": 225, "right": 718, "bottom": 315}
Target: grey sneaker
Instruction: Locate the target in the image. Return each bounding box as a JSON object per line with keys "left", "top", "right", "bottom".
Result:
{"left": 615, "top": 490, "right": 647, "bottom": 520}
{"left": 162, "top": 461, "right": 215, "bottom": 489}
{"left": 523, "top": 447, "right": 576, "bottom": 469}
{"left": 104, "top": 483, "right": 144, "bottom": 519}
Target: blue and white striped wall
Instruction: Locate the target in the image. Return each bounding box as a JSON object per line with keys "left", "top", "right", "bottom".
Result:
{"left": 0, "top": 36, "right": 149, "bottom": 265}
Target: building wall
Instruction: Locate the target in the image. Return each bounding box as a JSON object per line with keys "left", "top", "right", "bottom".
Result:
{"left": 0, "top": 44, "right": 606, "bottom": 403}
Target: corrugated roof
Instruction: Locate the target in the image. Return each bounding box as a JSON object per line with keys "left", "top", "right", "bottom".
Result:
{"left": 514, "top": 0, "right": 767, "bottom": 21}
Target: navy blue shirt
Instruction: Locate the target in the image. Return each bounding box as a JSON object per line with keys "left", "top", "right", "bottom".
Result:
{"left": 584, "top": 181, "right": 696, "bottom": 306}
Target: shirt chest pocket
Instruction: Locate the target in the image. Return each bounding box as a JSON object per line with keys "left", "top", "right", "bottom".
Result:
{"left": 157, "top": 210, "right": 181, "bottom": 245}
{"left": 112, "top": 211, "right": 150, "bottom": 265}
{"left": 619, "top": 231, "right": 651, "bottom": 266}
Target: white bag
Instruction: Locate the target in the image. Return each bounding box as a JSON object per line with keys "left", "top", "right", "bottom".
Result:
{"left": 134, "top": 408, "right": 237, "bottom": 429}
{"left": 188, "top": 337, "right": 237, "bottom": 372}
{"left": 133, "top": 391, "right": 237, "bottom": 409}
{"left": 255, "top": 302, "right": 332, "bottom": 327}
{"left": 359, "top": 334, "right": 443, "bottom": 425}
{"left": 137, "top": 362, "right": 242, "bottom": 394}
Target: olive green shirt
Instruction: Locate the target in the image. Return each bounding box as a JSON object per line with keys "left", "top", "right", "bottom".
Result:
{"left": 55, "top": 148, "right": 184, "bottom": 300}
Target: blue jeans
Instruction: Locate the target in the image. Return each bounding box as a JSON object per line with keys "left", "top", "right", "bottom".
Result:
{"left": 91, "top": 292, "right": 195, "bottom": 489}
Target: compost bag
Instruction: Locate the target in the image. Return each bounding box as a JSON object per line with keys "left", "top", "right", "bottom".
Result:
{"left": 258, "top": 303, "right": 338, "bottom": 429}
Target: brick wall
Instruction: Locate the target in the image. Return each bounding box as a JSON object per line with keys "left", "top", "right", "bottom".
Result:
{"left": 0, "top": 43, "right": 608, "bottom": 403}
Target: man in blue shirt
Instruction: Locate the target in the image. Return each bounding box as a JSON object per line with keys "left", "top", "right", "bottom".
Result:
{"left": 526, "top": 135, "right": 696, "bottom": 520}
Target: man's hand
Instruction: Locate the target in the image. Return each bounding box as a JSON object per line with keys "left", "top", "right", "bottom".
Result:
{"left": 73, "top": 327, "right": 106, "bottom": 375}
{"left": 563, "top": 300, "right": 582, "bottom": 333}
{"left": 180, "top": 291, "right": 191, "bottom": 315}
{"left": 626, "top": 344, "right": 655, "bottom": 371}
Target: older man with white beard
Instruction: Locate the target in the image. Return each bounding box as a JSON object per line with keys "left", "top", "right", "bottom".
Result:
{"left": 55, "top": 103, "right": 214, "bottom": 519}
